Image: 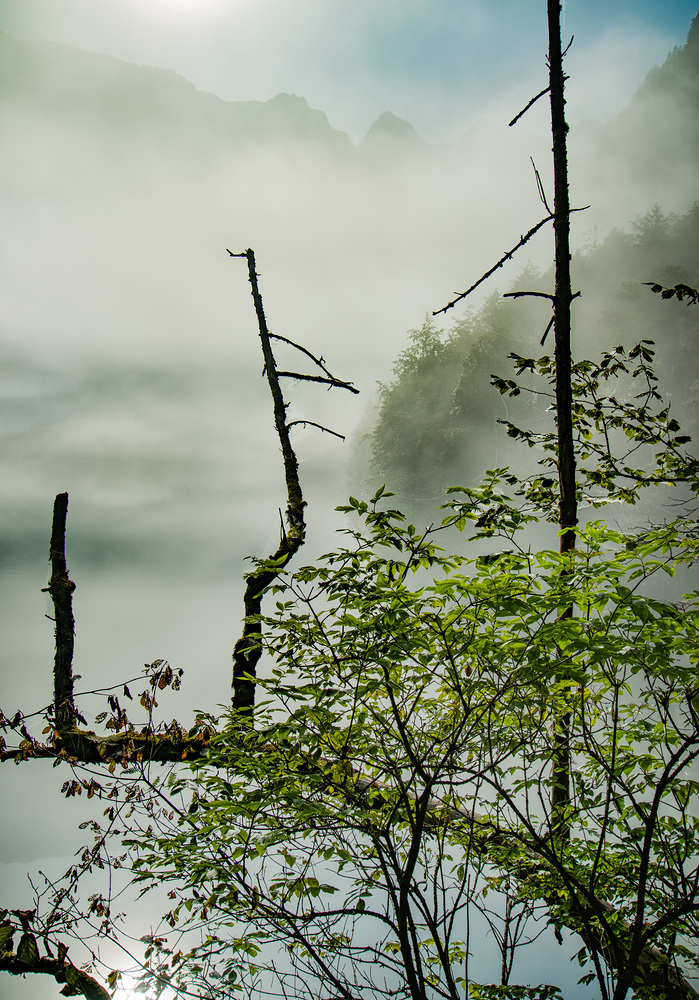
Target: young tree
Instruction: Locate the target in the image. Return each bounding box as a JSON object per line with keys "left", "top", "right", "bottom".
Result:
{"left": 124, "top": 333, "right": 699, "bottom": 1000}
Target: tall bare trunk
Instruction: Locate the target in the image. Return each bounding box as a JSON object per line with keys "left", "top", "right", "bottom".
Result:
{"left": 548, "top": 0, "right": 577, "bottom": 835}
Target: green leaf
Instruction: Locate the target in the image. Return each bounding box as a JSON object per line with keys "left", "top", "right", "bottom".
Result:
{"left": 16, "top": 932, "right": 39, "bottom": 965}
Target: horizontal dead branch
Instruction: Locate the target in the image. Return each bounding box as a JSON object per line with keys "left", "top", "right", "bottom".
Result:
{"left": 270, "top": 332, "right": 359, "bottom": 392}
{"left": 503, "top": 290, "right": 556, "bottom": 302}
{"left": 0, "top": 942, "right": 111, "bottom": 1000}
{"left": 1, "top": 725, "right": 211, "bottom": 766}
{"left": 276, "top": 370, "right": 359, "bottom": 393}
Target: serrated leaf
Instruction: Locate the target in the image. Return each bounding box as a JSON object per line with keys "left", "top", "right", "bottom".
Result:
{"left": 17, "top": 932, "right": 39, "bottom": 965}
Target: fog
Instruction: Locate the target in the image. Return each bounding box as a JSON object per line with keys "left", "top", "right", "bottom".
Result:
{"left": 0, "top": 6, "right": 697, "bottom": 997}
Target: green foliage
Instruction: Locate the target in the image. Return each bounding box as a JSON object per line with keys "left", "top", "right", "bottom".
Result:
{"left": 468, "top": 986, "right": 563, "bottom": 1000}
{"left": 370, "top": 316, "right": 468, "bottom": 500}
{"left": 492, "top": 339, "right": 699, "bottom": 513}
{"left": 125, "top": 474, "right": 699, "bottom": 999}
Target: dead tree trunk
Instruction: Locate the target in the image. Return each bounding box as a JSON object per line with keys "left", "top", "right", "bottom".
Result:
{"left": 47, "top": 492, "right": 77, "bottom": 733}
{"left": 229, "top": 249, "right": 307, "bottom": 715}
{"left": 547, "top": 0, "right": 576, "bottom": 840}
{"left": 548, "top": 0, "right": 577, "bottom": 556}
{"left": 228, "top": 248, "right": 357, "bottom": 716}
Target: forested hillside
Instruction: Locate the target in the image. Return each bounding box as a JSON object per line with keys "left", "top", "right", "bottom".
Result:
{"left": 366, "top": 204, "right": 699, "bottom": 509}
{"left": 583, "top": 12, "right": 699, "bottom": 210}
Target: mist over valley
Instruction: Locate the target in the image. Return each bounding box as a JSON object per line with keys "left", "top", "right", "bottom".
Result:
{"left": 0, "top": 18, "right": 697, "bottom": 574}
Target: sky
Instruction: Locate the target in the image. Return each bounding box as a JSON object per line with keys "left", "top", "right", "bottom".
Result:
{"left": 0, "top": 2, "right": 698, "bottom": 998}
{"left": 0, "top": 0, "right": 697, "bottom": 141}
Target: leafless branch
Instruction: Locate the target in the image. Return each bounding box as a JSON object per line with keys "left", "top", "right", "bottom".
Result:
{"left": 287, "top": 420, "right": 346, "bottom": 441}
{"left": 530, "top": 157, "right": 552, "bottom": 213}
{"left": 434, "top": 215, "right": 555, "bottom": 315}
{"left": 502, "top": 290, "right": 555, "bottom": 302}
{"left": 270, "top": 332, "right": 359, "bottom": 392}
{"left": 540, "top": 316, "right": 555, "bottom": 345}
{"left": 435, "top": 205, "right": 589, "bottom": 318}
{"left": 508, "top": 85, "right": 550, "bottom": 127}
{"left": 276, "top": 370, "right": 359, "bottom": 393}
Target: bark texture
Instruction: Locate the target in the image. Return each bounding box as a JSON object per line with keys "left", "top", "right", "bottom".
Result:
{"left": 48, "top": 493, "right": 77, "bottom": 732}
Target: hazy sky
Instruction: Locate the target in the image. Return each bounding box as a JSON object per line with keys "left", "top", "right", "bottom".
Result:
{"left": 0, "top": 0, "right": 697, "bottom": 141}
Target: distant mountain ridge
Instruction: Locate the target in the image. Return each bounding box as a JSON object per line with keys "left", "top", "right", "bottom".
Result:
{"left": 0, "top": 30, "right": 353, "bottom": 151}
{"left": 1, "top": 16, "right": 698, "bottom": 173}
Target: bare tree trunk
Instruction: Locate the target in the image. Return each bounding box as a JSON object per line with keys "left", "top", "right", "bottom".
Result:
{"left": 228, "top": 248, "right": 357, "bottom": 716}
{"left": 47, "top": 492, "right": 76, "bottom": 732}
{"left": 229, "top": 250, "right": 307, "bottom": 716}
{"left": 547, "top": 0, "right": 576, "bottom": 836}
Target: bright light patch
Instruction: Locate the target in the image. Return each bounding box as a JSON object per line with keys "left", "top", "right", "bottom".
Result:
{"left": 141, "top": 0, "right": 239, "bottom": 11}
{"left": 109, "top": 974, "right": 142, "bottom": 1000}
{"left": 109, "top": 971, "right": 173, "bottom": 1000}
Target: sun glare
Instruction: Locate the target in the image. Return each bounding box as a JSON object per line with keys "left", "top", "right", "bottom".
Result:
{"left": 110, "top": 975, "right": 152, "bottom": 1000}
{"left": 143, "top": 0, "right": 236, "bottom": 11}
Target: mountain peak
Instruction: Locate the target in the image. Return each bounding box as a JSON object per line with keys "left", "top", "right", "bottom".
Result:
{"left": 249, "top": 92, "right": 350, "bottom": 146}
{"left": 361, "top": 111, "right": 427, "bottom": 149}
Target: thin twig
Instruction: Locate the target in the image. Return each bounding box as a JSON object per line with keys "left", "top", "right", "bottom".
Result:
{"left": 434, "top": 215, "right": 554, "bottom": 315}
{"left": 531, "top": 157, "right": 552, "bottom": 213}
{"left": 540, "top": 316, "right": 555, "bottom": 346}
{"left": 508, "top": 85, "right": 550, "bottom": 127}
{"left": 270, "top": 333, "right": 358, "bottom": 391}
{"left": 287, "top": 420, "right": 346, "bottom": 441}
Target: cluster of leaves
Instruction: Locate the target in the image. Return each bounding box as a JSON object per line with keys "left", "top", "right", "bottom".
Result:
{"left": 0, "top": 905, "right": 112, "bottom": 999}
{"left": 492, "top": 338, "right": 699, "bottom": 514}
{"left": 643, "top": 282, "right": 699, "bottom": 306}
